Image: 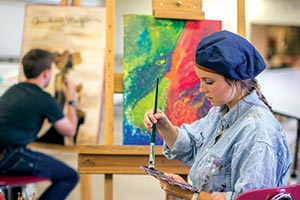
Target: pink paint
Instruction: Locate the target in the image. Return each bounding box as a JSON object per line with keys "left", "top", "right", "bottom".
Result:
{"left": 165, "top": 20, "right": 221, "bottom": 126}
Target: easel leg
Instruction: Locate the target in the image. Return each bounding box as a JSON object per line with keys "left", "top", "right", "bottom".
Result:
{"left": 290, "top": 119, "right": 300, "bottom": 183}
{"left": 105, "top": 174, "right": 113, "bottom": 200}
{"left": 80, "top": 175, "right": 93, "bottom": 200}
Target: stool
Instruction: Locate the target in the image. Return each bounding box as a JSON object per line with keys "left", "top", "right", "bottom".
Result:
{"left": 0, "top": 176, "right": 49, "bottom": 200}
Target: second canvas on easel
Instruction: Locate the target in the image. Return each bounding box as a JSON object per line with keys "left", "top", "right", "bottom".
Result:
{"left": 123, "top": 14, "right": 221, "bottom": 145}
{"left": 21, "top": 4, "right": 106, "bottom": 145}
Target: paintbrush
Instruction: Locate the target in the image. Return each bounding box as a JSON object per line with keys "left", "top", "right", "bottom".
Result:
{"left": 148, "top": 77, "right": 159, "bottom": 170}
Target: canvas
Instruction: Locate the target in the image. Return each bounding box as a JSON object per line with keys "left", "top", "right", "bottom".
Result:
{"left": 21, "top": 4, "right": 106, "bottom": 144}
{"left": 123, "top": 14, "right": 221, "bottom": 145}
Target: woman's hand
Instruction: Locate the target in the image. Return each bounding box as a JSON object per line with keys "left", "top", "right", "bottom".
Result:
{"left": 143, "top": 109, "right": 169, "bottom": 131}
{"left": 159, "top": 173, "right": 227, "bottom": 200}
{"left": 164, "top": 173, "right": 188, "bottom": 184}
{"left": 159, "top": 173, "right": 193, "bottom": 200}
{"left": 143, "top": 109, "right": 178, "bottom": 149}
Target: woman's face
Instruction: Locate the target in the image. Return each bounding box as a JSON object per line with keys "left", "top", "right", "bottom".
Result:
{"left": 194, "top": 66, "right": 238, "bottom": 108}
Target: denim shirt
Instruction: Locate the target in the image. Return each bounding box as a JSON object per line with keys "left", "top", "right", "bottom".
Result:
{"left": 163, "top": 92, "right": 291, "bottom": 200}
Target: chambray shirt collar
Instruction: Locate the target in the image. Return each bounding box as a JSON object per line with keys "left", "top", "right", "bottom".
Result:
{"left": 219, "top": 91, "right": 263, "bottom": 130}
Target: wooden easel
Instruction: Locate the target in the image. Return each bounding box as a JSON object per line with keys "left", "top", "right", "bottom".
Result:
{"left": 78, "top": 1, "right": 191, "bottom": 200}
{"left": 104, "top": 0, "right": 246, "bottom": 144}
{"left": 78, "top": 0, "right": 246, "bottom": 200}
{"left": 237, "top": 0, "right": 246, "bottom": 37}
{"left": 59, "top": 0, "right": 81, "bottom": 6}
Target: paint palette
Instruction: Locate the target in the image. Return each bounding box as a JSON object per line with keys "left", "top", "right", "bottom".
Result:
{"left": 140, "top": 165, "right": 199, "bottom": 193}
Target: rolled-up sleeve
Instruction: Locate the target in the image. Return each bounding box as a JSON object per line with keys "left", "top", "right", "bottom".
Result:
{"left": 163, "top": 126, "right": 192, "bottom": 159}
{"left": 163, "top": 119, "right": 208, "bottom": 166}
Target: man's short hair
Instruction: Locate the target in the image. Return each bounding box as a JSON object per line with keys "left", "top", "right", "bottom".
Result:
{"left": 22, "top": 49, "right": 53, "bottom": 78}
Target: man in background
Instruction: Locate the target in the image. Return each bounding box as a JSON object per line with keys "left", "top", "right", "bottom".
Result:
{"left": 0, "top": 49, "right": 79, "bottom": 199}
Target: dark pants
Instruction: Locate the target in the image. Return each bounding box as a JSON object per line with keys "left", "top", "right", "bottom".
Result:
{"left": 0, "top": 146, "right": 79, "bottom": 200}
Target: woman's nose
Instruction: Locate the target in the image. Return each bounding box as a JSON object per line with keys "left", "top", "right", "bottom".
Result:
{"left": 199, "top": 83, "right": 208, "bottom": 93}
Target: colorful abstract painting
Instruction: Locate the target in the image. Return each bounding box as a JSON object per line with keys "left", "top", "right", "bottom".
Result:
{"left": 123, "top": 15, "right": 221, "bottom": 145}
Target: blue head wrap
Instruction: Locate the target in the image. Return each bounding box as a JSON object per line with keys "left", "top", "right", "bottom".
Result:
{"left": 195, "top": 30, "right": 266, "bottom": 80}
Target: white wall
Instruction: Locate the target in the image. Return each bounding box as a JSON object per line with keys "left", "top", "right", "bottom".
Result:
{"left": 0, "top": 2, "right": 26, "bottom": 57}
{"left": 0, "top": 0, "right": 104, "bottom": 58}
{"left": 1, "top": 0, "right": 300, "bottom": 58}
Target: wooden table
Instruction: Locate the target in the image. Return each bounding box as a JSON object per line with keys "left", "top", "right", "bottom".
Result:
{"left": 78, "top": 145, "right": 190, "bottom": 200}
{"left": 258, "top": 67, "right": 300, "bottom": 181}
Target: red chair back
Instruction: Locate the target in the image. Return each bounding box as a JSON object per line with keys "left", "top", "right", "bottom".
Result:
{"left": 236, "top": 184, "right": 300, "bottom": 200}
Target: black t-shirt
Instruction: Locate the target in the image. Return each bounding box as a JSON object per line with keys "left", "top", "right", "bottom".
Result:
{"left": 0, "top": 82, "right": 64, "bottom": 147}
